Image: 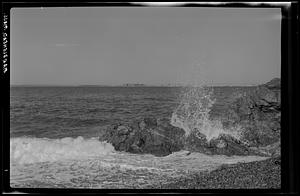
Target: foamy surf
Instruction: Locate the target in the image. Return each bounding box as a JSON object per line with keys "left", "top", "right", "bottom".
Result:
{"left": 10, "top": 136, "right": 115, "bottom": 164}
{"left": 10, "top": 148, "right": 269, "bottom": 188}
{"left": 10, "top": 135, "right": 269, "bottom": 188}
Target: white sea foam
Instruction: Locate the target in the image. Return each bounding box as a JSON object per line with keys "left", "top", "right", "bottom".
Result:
{"left": 171, "top": 85, "right": 241, "bottom": 141}
{"left": 10, "top": 136, "right": 115, "bottom": 164}
{"left": 10, "top": 148, "right": 269, "bottom": 188}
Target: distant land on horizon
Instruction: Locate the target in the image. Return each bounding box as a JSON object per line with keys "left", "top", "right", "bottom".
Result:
{"left": 10, "top": 83, "right": 266, "bottom": 87}
{"left": 11, "top": 78, "right": 281, "bottom": 87}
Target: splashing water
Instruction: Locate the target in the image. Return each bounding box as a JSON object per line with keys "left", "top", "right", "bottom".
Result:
{"left": 171, "top": 85, "right": 241, "bottom": 141}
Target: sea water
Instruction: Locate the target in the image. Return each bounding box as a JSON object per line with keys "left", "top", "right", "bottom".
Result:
{"left": 10, "top": 86, "right": 265, "bottom": 188}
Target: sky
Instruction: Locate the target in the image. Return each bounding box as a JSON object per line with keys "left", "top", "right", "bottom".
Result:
{"left": 10, "top": 7, "right": 281, "bottom": 86}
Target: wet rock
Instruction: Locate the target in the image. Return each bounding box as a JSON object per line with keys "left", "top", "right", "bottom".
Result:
{"left": 99, "top": 118, "right": 185, "bottom": 156}
{"left": 223, "top": 78, "right": 281, "bottom": 148}
{"left": 184, "top": 131, "right": 212, "bottom": 155}
{"left": 264, "top": 77, "right": 281, "bottom": 90}
{"left": 138, "top": 117, "right": 157, "bottom": 130}
{"left": 181, "top": 78, "right": 281, "bottom": 156}
{"left": 184, "top": 132, "right": 253, "bottom": 156}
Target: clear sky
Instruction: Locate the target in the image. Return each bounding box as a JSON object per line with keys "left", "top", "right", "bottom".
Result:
{"left": 10, "top": 7, "right": 281, "bottom": 86}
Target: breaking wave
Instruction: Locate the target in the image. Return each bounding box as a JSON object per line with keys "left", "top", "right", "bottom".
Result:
{"left": 171, "top": 85, "right": 241, "bottom": 141}
{"left": 10, "top": 136, "right": 115, "bottom": 164}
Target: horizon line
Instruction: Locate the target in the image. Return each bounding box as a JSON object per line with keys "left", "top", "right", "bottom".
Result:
{"left": 10, "top": 83, "right": 261, "bottom": 87}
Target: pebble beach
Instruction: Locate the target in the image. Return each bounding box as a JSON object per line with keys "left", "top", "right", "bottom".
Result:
{"left": 151, "top": 157, "right": 281, "bottom": 189}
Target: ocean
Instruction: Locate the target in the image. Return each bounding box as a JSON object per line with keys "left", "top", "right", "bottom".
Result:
{"left": 10, "top": 86, "right": 267, "bottom": 189}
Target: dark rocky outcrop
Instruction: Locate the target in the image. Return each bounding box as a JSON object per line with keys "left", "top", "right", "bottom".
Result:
{"left": 178, "top": 78, "right": 280, "bottom": 156}
{"left": 223, "top": 78, "right": 281, "bottom": 149}
{"left": 98, "top": 78, "right": 280, "bottom": 157}
{"left": 264, "top": 77, "right": 281, "bottom": 90}
{"left": 184, "top": 132, "right": 251, "bottom": 156}
{"left": 98, "top": 117, "right": 185, "bottom": 156}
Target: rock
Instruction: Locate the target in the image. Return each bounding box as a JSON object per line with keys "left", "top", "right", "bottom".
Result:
{"left": 263, "top": 78, "right": 281, "bottom": 90}
{"left": 99, "top": 118, "right": 185, "bottom": 156}
{"left": 184, "top": 131, "right": 254, "bottom": 156}
{"left": 184, "top": 131, "right": 212, "bottom": 155}
{"left": 99, "top": 124, "right": 136, "bottom": 152}
{"left": 223, "top": 78, "right": 281, "bottom": 148}
{"left": 138, "top": 117, "right": 157, "bottom": 130}
{"left": 117, "top": 125, "right": 131, "bottom": 134}
{"left": 184, "top": 78, "right": 281, "bottom": 156}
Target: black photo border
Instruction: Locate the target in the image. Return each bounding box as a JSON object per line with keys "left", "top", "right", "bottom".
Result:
{"left": 1, "top": 1, "right": 299, "bottom": 194}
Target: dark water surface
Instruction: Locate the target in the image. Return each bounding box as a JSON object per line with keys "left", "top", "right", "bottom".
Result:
{"left": 10, "top": 86, "right": 254, "bottom": 139}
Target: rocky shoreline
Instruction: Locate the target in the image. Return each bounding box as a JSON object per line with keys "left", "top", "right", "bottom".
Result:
{"left": 95, "top": 78, "right": 281, "bottom": 189}
{"left": 98, "top": 78, "right": 281, "bottom": 158}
